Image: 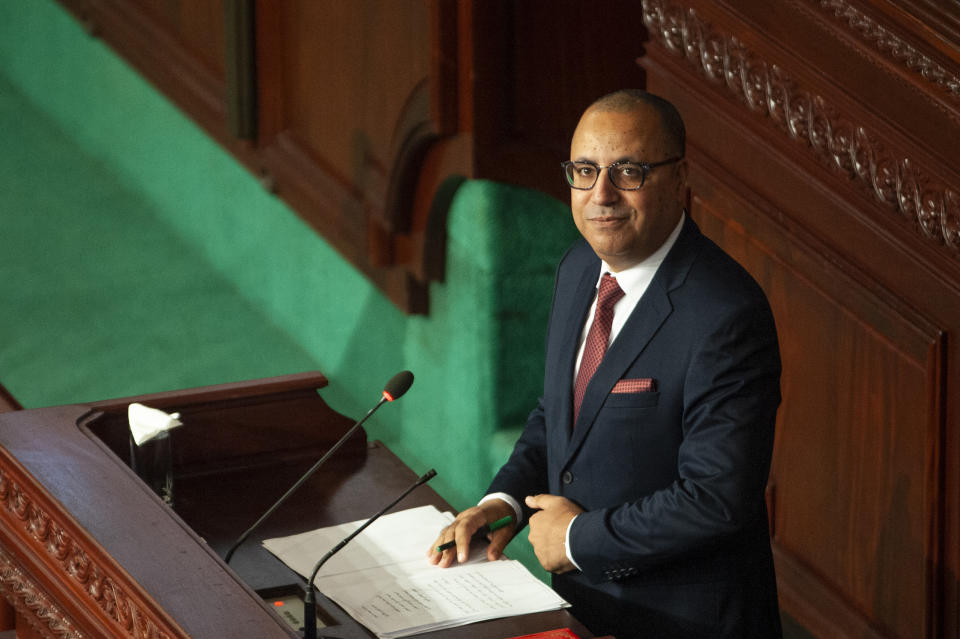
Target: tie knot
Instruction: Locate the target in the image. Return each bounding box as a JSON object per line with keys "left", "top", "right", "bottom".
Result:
{"left": 597, "top": 273, "right": 624, "bottom": 310}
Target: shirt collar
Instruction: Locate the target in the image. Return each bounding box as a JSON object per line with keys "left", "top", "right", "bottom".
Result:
{"left": 595, "top": 211, "right": 685, "bottom": 295}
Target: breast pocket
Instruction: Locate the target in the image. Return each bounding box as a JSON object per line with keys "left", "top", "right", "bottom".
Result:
{"left": 604, "top": 391, "right": 660, "bottom": 409}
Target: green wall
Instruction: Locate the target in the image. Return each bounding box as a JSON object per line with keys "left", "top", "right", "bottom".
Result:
{"left": 0, "top": 0, "right": 578, "bottom": 578}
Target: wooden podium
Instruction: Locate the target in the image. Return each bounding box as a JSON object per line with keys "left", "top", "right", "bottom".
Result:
{"left": 0, "top": 373, "right": 590, "bottom": 638}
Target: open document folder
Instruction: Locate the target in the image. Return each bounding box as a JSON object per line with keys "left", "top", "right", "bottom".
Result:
{"left": 262, "top": 505, "right": 569, "bottom": 638}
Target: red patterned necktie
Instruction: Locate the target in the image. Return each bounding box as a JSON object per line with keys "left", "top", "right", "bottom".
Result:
{"left": 573, "top": 273, "right": 625, "bottom": 424}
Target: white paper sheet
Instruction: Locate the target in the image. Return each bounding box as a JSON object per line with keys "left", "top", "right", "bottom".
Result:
{"left": 262, "top": 505, "right": 569, "bottom": 638}
{"left": 316, "top": 558, "right": 568, "bottom": 638}
{"left": 263, "top": 505, "right": 456, "bottom": 578}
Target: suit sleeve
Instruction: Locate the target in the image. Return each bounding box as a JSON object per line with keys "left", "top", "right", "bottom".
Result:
{"left": 484, "top": 398, "right": 551, "bottom": 524}
{"left": 567, "top": 297, "right": 781, "bottom": 582}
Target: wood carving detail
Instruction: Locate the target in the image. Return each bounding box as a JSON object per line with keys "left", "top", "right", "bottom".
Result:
{"left": 815, "top": 0, "right": 960, "bottom": 101}
{"left": 641, "top": 0, "right": 960, "bottom": 255}
{"left": 0, "top": 547, "right": 84, "bottom": 639}
{"left": 0, "top": 463, "right": 177, "bottom": 639}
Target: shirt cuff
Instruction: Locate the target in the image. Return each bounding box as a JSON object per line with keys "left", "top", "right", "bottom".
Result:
{"left": 565, "top": 514, "right": 582, "bottom": 571}
{"left": 479, "top": 492, "right": 523, "bottom": 526}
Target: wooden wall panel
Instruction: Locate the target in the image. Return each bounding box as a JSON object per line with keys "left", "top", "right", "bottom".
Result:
{"left": 272, "top": 3, "right": 429, "bottom": 180}
{"left": 136, "top": 0, "right": 226, "bottom": 76}
{"left": 468, "top": 1, "right": 649, "bottom": 202}
{"left": 693, "top": 187, "right": 943, "bottom": 638}
{"left": 642, "top": 0, "right": 959, "bottom": 636}
{"left": 255, "top": 0, "right": 438, "bottom": 311}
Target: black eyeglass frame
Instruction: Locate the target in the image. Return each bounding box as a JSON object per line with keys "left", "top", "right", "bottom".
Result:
{"left": 561, "top": 156, "right": 684, "bottom": 191}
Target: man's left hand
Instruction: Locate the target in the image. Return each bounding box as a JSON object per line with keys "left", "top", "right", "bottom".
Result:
{"left": 524, "top": 494, "right": 584, "bottom": 574}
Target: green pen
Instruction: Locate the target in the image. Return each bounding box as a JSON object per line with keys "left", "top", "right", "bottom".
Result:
{"left": 435, "top": 515, "right": 514, "bottom": 552}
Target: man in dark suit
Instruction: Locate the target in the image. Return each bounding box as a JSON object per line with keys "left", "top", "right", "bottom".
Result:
{"left": 428, "top": 90, "right": 782, "bottom": 638}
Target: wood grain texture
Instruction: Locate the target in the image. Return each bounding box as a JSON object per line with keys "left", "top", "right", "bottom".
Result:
{"left": 641, "top": 0, "right": 959, "bottom": 636}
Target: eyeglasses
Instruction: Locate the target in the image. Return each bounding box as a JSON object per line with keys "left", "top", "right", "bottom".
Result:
{"left": 561, "top": 156, "right": 684, "bottom": 190}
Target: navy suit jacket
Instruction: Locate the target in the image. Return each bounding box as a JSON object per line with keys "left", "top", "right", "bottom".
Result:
{"left": 488, "top": 216, "right": 782, "bottom": 638}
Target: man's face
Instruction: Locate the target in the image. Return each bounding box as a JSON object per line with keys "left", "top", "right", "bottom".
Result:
{"left": 569, "top": 106, "right": 687, "bottom": 272}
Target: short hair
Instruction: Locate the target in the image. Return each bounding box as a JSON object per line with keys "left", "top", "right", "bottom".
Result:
{"left": 589, "top": 89, "right": 686, "bottom": 157}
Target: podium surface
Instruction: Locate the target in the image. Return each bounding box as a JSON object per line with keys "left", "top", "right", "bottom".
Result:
{"left": 0, "top": 373, "right": 591, "bottom": 638}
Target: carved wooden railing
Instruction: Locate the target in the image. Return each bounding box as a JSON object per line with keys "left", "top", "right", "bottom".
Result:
{"left": 0, "top": 449, "right": 188, "bottom": 639}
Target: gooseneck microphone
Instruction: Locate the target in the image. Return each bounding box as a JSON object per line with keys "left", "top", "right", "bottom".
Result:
{"left": 303, "top": 468, "right": 437, "bottom": 639}
{"left": 223, "top": 370, "right": 415, "bottom": 564}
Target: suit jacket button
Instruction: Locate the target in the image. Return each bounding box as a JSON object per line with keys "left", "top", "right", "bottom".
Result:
{"left": 561, "top": 471, "right": 574, "bottom": 484}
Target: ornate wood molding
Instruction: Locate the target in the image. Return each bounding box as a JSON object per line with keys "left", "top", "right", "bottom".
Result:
{"left": 814, "top": 0, "right": 960, "bottom": 101}
{"left": 641, "top": 0, "right": 960, "bottom": 256}
{"left": 0, "top": 452, "right": 186, "bottom": 639}
{"left": 0, "top": 547, "right": 83, "bottom": 639}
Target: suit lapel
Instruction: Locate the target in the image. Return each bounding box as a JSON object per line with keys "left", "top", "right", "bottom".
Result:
{"left": 563, "top": 215, "right": 702, "bottom": 462}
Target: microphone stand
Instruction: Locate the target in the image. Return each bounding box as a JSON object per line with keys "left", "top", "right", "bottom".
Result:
{"left": 224, "top": 371, "right": 414, "bottom": 564}
{"left": 303, "top": 469, "right": 437, "bottom": 639}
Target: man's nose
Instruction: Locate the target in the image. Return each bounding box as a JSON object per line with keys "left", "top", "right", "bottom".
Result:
{"left": 591, "top": 169, "right": 620, "bottom": 204}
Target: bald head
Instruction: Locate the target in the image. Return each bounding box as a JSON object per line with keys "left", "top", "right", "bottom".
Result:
{"left": 585, "top": 89, "right": 685, "bottom": 159}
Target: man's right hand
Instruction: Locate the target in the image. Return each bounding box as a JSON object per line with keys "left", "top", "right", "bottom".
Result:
{"left": 426, "top": 499, "right": 516, "bottom": 567}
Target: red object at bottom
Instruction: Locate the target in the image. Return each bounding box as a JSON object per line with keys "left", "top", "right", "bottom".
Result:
{"left": 506, "top": 629, "right": 581, "bottom": 639}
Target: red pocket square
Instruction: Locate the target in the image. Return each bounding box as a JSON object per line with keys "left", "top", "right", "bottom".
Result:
{"left": 612, "top": 378, "right": 656, "bottom": 393}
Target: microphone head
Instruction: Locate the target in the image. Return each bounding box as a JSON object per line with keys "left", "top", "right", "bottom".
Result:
{"left": 382, "top": 370, "right": 414, "bottom": 402}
